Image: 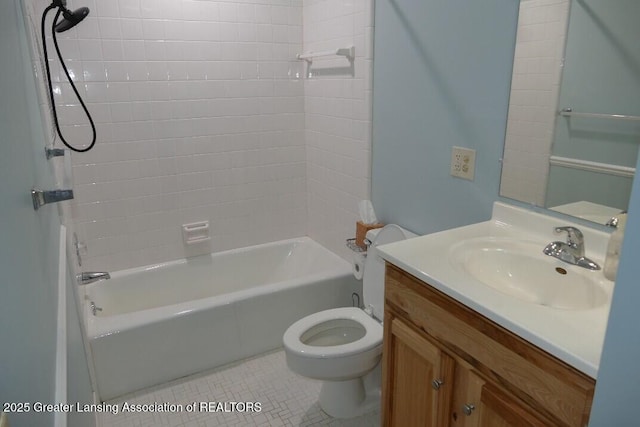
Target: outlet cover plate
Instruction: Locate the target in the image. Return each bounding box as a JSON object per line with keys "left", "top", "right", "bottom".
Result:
{"left": 451, "top": 146, "right": 476, "bottom": 181}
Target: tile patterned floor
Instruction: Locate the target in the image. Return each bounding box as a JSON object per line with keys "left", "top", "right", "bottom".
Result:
{"left": 97, "top": 350, "right": 381, "bottom": 427}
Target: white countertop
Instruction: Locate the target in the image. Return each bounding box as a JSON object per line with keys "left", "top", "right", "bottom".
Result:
{"left": 377, "top": 202, "right": 614, "bottom": 378}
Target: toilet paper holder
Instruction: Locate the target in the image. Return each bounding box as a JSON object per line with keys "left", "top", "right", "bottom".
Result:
{"left": 346, "top": 238, "right": 370, "bottom": 253}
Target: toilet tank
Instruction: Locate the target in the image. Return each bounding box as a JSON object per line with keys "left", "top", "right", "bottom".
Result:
{"left": 362, "top": 225, "right": 417, "bottom": 321}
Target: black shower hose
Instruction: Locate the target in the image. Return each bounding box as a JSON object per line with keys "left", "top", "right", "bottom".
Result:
{"left": 41, "top": 4, "right": 96, "bottom": 153}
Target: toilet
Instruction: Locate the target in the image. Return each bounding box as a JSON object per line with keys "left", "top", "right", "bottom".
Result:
{"left": 283, "top": 224, "right": 416, "bottom": 418}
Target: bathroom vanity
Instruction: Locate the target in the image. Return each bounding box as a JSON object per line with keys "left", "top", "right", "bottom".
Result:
{"left": 377, "top": 203, "right": 614, "bottom": 427}
{"left": 382, "top": 264, "right": 594, "bottom": 426}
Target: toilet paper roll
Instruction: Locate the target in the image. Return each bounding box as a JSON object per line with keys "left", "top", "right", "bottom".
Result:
{"left": 352, "top": 253, "right": 365, "bottom": 280}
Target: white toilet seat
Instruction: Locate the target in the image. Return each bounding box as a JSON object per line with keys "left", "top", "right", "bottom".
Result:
{"left": 283, "top": 307, "right": 382, "bottom": 359}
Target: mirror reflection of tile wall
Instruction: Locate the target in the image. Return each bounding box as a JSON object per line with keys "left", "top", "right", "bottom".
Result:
{"left": 500, "top": 0, "right": 570, "bottom": 206}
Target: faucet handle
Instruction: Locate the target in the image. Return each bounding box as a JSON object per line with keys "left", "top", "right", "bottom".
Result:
{"left": 554, "top": 226, "right": 584, "bottom": 251}
{"left": 605, "top": 210, "right": 627, "bottom": 228}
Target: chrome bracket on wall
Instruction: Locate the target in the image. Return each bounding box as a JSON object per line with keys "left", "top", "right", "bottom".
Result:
{"left": 45, "top": 147, "right": 65, "bottom": 159}
{"left": 31, "top": 188, "right": 74, "bottom": 210}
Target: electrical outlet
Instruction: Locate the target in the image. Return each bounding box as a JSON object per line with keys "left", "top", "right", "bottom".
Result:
{"left": 451, "top": 146, "right": 476, "bottom": 181}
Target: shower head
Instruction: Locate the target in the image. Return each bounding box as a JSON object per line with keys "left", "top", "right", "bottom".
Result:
{"left": 54, "top": 6, "right": 89, "bottom": 32}
{"left": 42, "top": 0, "right": 97, "bottom": 152}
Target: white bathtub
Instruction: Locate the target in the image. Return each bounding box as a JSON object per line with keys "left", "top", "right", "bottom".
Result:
{"left": 83, "top": 237, "right": 361, "bottom": 401}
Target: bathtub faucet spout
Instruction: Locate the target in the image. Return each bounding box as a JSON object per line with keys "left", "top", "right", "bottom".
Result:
{"left": 77, "top": 271, "right": 111, "bottom": 285}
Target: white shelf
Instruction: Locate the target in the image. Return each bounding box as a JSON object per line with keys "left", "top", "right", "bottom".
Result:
{"left": 296, "top": 46, "right": 355, "bottom": 63}
{"left": 549, "top": 155, "right": 636, "bottom": 178}
{"left": 559, "top": 107, "right": 640, "bottom": 122}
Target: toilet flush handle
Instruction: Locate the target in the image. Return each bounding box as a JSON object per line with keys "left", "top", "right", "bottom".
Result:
{"left": 364, "top": 304, "right": 374, "bottom": 317}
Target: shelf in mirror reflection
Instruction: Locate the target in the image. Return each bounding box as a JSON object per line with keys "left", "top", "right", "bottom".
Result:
{"left": 560, "top": 108, "right": 640, "bottom": 122}
{"left": 549, "top": 201, "right": 623, "bottom": 226}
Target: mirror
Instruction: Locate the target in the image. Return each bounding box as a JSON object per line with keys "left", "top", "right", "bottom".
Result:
{"left": 500, "top": 0, "right": 640, "bottom": 225}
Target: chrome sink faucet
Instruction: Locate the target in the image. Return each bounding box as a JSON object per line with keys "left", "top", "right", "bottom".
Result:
{"left": 543, "top": 226, "right": 600, "bottom": 270}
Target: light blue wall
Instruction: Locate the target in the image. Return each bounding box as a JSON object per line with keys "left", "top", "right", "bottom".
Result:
{"left": 0, "top": 1, "right": 59, "bottom": 426}
{"left": 372, "top": 0, "right": 640, "bottom": 423}
{"left": 546, "top": 0, "right": 640, "bottom": 210}
{"left": 371, "top": 0, "right": 518, "bottom": 234}
{"left": 590, "top": 152, "right": 640, "bottom": 424}
{"left": 1, "top": 1, "right": 93, "bottom": 427}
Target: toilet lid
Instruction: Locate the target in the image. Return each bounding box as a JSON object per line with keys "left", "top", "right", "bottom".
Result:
{"left": 363, "top": 224, "right": 412, "bottom": 321}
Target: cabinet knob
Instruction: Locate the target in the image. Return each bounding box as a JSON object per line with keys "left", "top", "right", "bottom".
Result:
{"left": 463, "top": 404, "right": 476, "bottom": 416}
{"left": 431, "top": 379, "right": 444, "bottom": 390}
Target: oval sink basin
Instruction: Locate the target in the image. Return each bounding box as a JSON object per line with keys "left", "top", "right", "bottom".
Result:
{"left": 449, "top": 238, "right": 609, "bottom": 310}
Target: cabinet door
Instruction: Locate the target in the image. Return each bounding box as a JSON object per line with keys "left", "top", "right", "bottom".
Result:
{"left": 382, "top": 315, "right": 455, "bottom": 427}
{"left": 451, "top": 366, "right": 554, "bottom": 427}
{"left": 450, "top": 363, "right": 485, "bottom": 427}
{"left": 478, "top": 384, "right": 553, "bottom": 427}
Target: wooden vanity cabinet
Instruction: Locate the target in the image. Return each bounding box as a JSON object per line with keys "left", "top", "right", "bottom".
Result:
{"left": 383, "top": 315, "right": 454, "bottom": 426}
{"left": 381, "top": 263, "right": 595, "bottom": 427}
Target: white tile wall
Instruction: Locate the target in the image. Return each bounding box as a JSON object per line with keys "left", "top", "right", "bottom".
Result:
{"left": 303, "top": 0, "right": 374, "bottom": 260}
{"left": 23, "top": 0, "right": 372, "bottom": 271}
{"left": 25, "top": 0, "right": 310, "bottom": 271}
{"left": 501, "top": 0, "right": 569, "bottom": 206}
